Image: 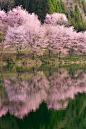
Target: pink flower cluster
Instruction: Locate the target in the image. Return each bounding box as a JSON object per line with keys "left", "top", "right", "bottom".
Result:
{"left": 0, "top": 6, "right": 86, "bottom": 56}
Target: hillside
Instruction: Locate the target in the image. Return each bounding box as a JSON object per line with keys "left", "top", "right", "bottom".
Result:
{"left": 62, "top": 0, "right": 86, "bottom": 21}
{"left": 0, "top": 0, "right": 86, "bottom": 31}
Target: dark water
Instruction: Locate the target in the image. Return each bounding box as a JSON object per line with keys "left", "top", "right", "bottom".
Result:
{"left": 0, "top": 64, "right": 86, "bottom": 129}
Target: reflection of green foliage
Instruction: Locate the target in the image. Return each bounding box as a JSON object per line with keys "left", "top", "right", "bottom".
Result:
{"left": 16, "top": 65, "right": 25, "bottom": 72}
{"left": 0, "top": 86, "right": 5, "bottom": 92}
{"left": 0, "top": 46, "right": 1, "bottom": 51}
{"left": 57, "top": 93, "right": 86, "bottom": 129}
{"left": 1, "top": 93, "right": 86, "bottom": 129}
{"left": 2, "top": 63, "right": 86, "bottom": 79}
{"left": 40, "top": 64, "right": 59, "bottom": 78}
{"left": 0, "top": 113, "right": 19, "bottom": 129}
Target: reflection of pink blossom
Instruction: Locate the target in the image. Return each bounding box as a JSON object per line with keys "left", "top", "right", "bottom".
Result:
{"left": 0, "top": 107, "right": 8, "bottom": 117}
{"left": 0, "top": 71, "right": 50, "bottom": 118}
{"left": 47, "top": 101, "right": 68, "bottom": 110}
{"left": 47, "top": 69, "right": 86, "bottom": 110}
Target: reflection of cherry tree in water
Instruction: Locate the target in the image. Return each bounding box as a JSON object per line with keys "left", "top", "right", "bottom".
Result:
{"left": 47, "top": 68, "right": 86, "bottom": 110}
{"left": 0, "top": 70, "right": 50, "bottom": 118}
{"left": 0, "top": 67, "right": 86, "bottom": 118}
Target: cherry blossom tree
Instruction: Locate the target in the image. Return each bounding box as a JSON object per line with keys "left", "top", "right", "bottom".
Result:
{"left": 24, "top": 21, "right": 48, "bottom": 58}
{"left": 6, "top": 6, "right": 32, "bottom": 26}
{"left": 44, "top": 13, "right": 86, "bottom": 59}
{"left": 3, "top": 7, "right": 48, "bottom": 57}
{"left": 45, "top": 22, "right": 86, "bottom": 59}
{"left": 0, "top": 12, "right": 8, "bottom": 58}
{"left": 4, "top": 21, "right": 48, "bottom": 57}
{"left": 45, "top": 25, "right": 73, "bottom": 58}
{"left": 4, "top": 25, "right": 27, "bottom": 55}
{"left": 44, "top": 13, "right": 71, "bottom": 27}
{"left": 0, "top": 10, "right": 7, "bottom": 21}
{"left": 76, "top": 31, "right": 86, "bottom": 57}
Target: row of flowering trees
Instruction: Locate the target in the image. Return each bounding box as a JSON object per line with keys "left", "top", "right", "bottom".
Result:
{"left": 0, "top": 6, "right": 86, "bottom": 59}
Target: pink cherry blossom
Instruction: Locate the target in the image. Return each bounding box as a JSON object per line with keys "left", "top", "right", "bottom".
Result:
{"left": 44, "top": 13, "right": 68, "bottom": 25}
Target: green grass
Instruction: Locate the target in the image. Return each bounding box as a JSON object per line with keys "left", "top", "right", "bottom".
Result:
{"left": 0, "top": 75, "right": 2, "bottom": 84}
{"left": 1, "top": 47, "right": 86, "bottom": 65}
{"left": 0, "top": 46, "right": 1, "bottom": 51}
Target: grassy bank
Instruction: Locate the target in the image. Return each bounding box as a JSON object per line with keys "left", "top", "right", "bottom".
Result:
{"left": 1, "top": 48, "right": 86, "bottom": 66}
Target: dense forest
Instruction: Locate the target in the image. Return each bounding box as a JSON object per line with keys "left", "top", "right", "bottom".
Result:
{"left": 0, "top": 0, "right": 86, "bottom": 31}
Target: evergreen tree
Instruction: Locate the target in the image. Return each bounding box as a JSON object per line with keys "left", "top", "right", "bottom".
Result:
{"left": 60, "top": 0, "right": 66, "bottom": 13}
{"left": 70, "top": 5, "right": 84, "bottom": 31}
{"left": 57, "top": 1, "right": 62, "bottom": 13}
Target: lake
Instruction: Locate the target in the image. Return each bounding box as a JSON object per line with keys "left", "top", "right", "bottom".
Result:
{"left": 0, "top": 64, "right": 86, "bottom": 129}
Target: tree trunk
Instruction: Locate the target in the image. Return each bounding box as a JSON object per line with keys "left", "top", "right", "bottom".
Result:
{"left": 58, "top": 51, "right": 61, "bottom": 59}
{"left": 0, "top": 43, "right": 3, "bottom": 64}
{"left": 17, "top": 48, "right": 20, "bottom": 56}
{"left": 41, "top": 55, "right": 43, "bottom": 62}
{"left": 33, "top": 53, "right": 34, "bottom": 59}
{"left": 69, "top": 48, "right": 74, "bottom": 59}
{"left": 49, "top": 67, "right": 51, "bottom": 76}
{"left": 49, "top": 49, "right": 51, "bottom": 59}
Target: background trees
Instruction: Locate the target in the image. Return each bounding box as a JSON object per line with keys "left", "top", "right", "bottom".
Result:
{"left": 70, "top": 5, "right": 84, "bottom": 31}
{"left": 0, "top": 0, "right": 14, "bottom": 12}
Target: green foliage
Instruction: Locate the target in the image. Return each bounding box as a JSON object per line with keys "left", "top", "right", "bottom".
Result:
{"left": 69, "top": 5, "right": 84, "bottom": 31}
{"left": 81, "top": 0, "right": 86, "bottom": 14}
{"left": 0, "top": 0, "right": 14, "bottom": 12}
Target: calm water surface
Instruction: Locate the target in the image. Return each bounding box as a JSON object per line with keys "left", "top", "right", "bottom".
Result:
{"left": 0, "top": 64, "right": 86, "bottom": 129}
